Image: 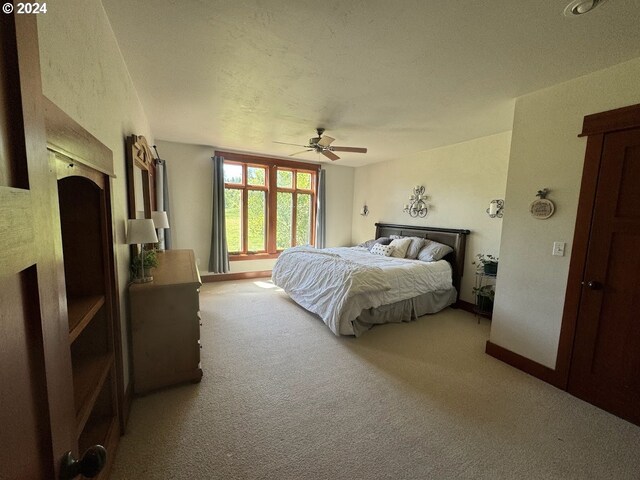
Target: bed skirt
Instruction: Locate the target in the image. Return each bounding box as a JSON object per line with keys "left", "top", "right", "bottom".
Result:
{"left": 350, "top": 288, "right": 458, "bottom": 336}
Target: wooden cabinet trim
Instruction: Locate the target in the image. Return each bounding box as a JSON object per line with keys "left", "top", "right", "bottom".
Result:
{"left": 43, "top": 97, "right": 115, "bottom": 177}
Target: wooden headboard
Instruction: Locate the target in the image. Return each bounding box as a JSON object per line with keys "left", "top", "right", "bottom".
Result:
{"left": 374, "top": 223, "right": 471, "bottom": 302}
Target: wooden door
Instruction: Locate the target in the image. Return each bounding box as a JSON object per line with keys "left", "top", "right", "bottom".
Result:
{"left": 0, "top": 13, "right": 76, "bottom": 479}
{"left": 568, "top": 126, "right": 640, "bottom": 425}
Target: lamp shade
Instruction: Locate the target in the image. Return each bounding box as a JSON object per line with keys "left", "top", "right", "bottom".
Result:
{"left": 151, "top": 210, "right": 170, "bottom": 229}
{"left": 126, "top": 219, "right": 158, "bottom": 244}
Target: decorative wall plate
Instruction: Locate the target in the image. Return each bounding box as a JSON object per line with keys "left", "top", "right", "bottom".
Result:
{"left": 530, "top": 198, "right": 555, "bottom": 219}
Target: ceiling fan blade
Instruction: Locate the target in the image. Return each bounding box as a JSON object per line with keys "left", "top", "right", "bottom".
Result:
{"left": 289, "top": 149, "right": 313, "bottom": 157}
{"left": 273, "top": 141, "right": 309, "bottom": 148}
{"left": 330, "top": 146, "right": 367, "bottom": 153}
{"left": 322, "top": 150, "right": 340, "bottom": 161}
{"left": 317, "top": 136, "right": 335, "bottom": 147}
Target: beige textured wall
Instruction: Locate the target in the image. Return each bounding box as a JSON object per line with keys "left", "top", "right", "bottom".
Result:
{"left": 156, "top": 140, "right": 354, "bottom": 274}
{"left": 351, "top": 132, "right": 511, "bottom": 303}
{"left": 37, "top": 0, "right": 153, "bottom": 388}
{"left": 491, "top": 56, "right": 640, "bottom": 369}
{"left": 323, "top": 164, "right": 355, "bottom": 248}
{"left": 155, "top": 141, "right": 212, "bottom": 271}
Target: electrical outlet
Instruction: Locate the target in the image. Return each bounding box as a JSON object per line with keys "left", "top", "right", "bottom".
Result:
{"left": 552, "top": 242, "right": 565, "bottom": 256}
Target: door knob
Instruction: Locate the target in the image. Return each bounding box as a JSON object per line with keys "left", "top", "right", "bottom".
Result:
{"left": 586, "top": 280, "right": 603, "bottom": 290}
{"left": 60, "top": 445, "right": 107, "bottom": 479}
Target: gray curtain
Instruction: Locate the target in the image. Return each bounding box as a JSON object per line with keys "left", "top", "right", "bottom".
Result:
{"left": 209, "top": 155, "right": 230, "bottom": 273}
{"left": 155, "top": 158, "right": 172, "bottom": 249}
{"left": 315, "top": 168, "right": 326, "bottom": 249}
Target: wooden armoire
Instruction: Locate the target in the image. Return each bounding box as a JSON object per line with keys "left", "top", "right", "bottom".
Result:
{"left": 1, "top": 13, "right": 123, "bottom": 480}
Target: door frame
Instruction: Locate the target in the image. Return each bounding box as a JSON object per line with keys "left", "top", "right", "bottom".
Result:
{"left": 555, "top": 102, "right": 640, "bottom": 389}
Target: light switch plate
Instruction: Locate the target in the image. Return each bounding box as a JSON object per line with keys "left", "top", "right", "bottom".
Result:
{"left": 552, "top": 241, "right": 565, "bottom": 256}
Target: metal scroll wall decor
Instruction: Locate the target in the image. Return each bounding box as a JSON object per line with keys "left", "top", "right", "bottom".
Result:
{"left": 403, "top": 185, "right": 428, "bottom": 218}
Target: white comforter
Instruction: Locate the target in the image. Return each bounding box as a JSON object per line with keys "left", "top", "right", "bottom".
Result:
{"left": 272, "top": 246, "right": 453, "bottom": 335}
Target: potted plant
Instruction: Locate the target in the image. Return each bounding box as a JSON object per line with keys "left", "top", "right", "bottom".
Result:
{"left": 472, "top": 284, "right": 495, "bottom": 313}
{"left": 130, "top": 249, "right": 158, "bottom": 280}
{"left": 473, "top": 253, "right": 498, "bottom": 275}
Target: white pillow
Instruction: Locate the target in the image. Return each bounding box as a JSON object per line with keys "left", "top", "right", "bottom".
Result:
{"left": 370, "top": 243, "right": 394, "bottom": 257}
{"left": 390, "top": 235, "right": 425, "bottom": 259}
{"left": 388, "top": 237, "right": 412, "bottom": 258}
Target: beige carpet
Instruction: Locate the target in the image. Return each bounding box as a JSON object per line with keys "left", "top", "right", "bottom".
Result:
{"left": 111, "top": 280, "right": 640, "bottom": 479}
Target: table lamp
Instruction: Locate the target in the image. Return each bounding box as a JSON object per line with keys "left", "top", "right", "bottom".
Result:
{"left": 151, "top": 210, "right": 170, "bottom": 251}
{"left": 126, "top": 219, "right": 158, "bottom": 283}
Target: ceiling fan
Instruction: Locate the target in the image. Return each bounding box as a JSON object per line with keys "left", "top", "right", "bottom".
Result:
{"left": 274, "top": 128, "right": 367, "bottom": 161}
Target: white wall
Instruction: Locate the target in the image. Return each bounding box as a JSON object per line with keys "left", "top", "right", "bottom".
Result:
{"left": 37, "top": 0, "right": 153, "bottom": 388}
{"left": 323, "top": 165, "right": 355, "bottom": 248}
{"left": 156, "top": 140, "right": 355, "bottom": 274}
{"left": 352, "top": 132, "right": 511, "bottom": 303}
{"left": 491, "top": 56, "right": 640, "bottom": 369}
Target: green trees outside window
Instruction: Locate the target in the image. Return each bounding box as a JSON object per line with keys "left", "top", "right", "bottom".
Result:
{"left": 224, "top": 188, "right": 242, "bottom": 252}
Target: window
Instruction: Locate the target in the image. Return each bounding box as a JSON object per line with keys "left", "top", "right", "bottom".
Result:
{"left": 220, "top": 151, "right": 318, "bottom": 258}
{"left": 224, "top": 162, "right": 268, "bottom": 254}
{"left": 276, "top": 168, "right": 316, "bottom": 250}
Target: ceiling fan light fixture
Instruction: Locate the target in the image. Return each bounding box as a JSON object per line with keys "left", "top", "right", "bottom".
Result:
{"left": 563, "top": 0, "right": 607, "bottom": 17}
{"left": 276, "top": 128, "right": 367, "bottom": 162}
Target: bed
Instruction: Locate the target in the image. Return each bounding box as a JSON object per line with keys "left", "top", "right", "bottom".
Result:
{"left": 272, "top": 223, "right": 471, "bottom": 336}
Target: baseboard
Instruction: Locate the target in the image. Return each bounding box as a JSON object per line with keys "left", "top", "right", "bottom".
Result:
{"left": 457, "top": 300, "right": 474, "bottom": 313}
{"left": 202, "top": 270, "right": 272, "bottom": 282}
{"left": 458, "top": 299, "right": 492, "bottom": 319}
{"left": 122, "top": 381, "right": 133, "bottom": 434}
{"left": 485, "top": 340, "right": 563, "bottom": 388}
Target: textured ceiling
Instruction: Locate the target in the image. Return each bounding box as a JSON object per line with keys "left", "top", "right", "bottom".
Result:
{"left": 103, "top": 0, "right": 640, "bottom": 166}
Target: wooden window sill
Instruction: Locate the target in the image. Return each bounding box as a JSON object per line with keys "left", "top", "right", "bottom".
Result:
{"left": 230, "top": 253, "right": 281, "bottom": 261}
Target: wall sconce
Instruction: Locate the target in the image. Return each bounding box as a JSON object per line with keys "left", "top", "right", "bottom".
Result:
{"left": 487, "top": 199, "right": 504, "bottom": 218}
{"left": 403, "top": 185, "right": 428, "bottom": 218}
{"left": 360, "top": 204, "right": 369, "bottom": 216}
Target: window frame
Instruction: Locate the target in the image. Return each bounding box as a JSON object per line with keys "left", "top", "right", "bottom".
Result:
{"left": 218, "top": 151, "right": 320, "bottom": 260}
{"left": 223, "top": 161, "right": 269, "bottom": 255}
{"left": 275, "top": 168, "right": 317, "bottom": 251}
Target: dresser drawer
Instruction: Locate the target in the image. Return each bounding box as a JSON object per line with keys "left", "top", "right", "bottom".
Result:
{"left": 128, "top": 249, "right": 202, "bottom": 394}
